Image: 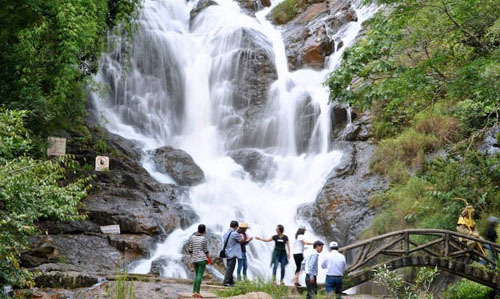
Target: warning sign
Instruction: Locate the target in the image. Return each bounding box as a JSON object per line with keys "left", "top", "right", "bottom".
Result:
{"left": 47, "top": 137, "right": 66, "bottom": 156}
{"left": 100, "top": 225, "right": 120, "bottom": 234}
{"left": 95, "top": 156, "right": 110, "bottom": 171}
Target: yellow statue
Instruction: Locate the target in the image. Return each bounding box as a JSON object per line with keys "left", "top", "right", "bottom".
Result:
{"left": 456, "top": 204, "right": 486, "bottom": 256}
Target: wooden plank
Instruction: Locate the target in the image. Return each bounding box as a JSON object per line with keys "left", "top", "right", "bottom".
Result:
{"left": 347, "top": 235, "right": 405, "bottom": 272}
{"left": 408, "top": 240, "right": 440, "bottom": 257}
{"left": 408, "top": 237, "right": 444, "bottom": 254}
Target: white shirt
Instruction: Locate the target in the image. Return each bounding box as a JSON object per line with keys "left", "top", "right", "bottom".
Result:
{"left": 321, "top": 250, "right": 346, "bottom": 276}
{"left": 292, "top": 235, "right": 305, "bottom": 254}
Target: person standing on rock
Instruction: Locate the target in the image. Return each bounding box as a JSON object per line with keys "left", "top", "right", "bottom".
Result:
{"left": 237, "top": 223, "right": 253, "bottom": 281}
{"left": 292, "top": 226, "right": 314, "bottom": 286}
{"left": 222, "top": 220, "right": 242, "bottom": 286}
{"left": 303, "top": 240, "right": 324, "bottom": 299}
{"left": 188, "top": 224, "right": 211, "bottom": 298}
{"left": 255, "top": 224, "right": 291, "bottom": 285}
{"left": 322, "top": 241, "right": 346, "bottom": 298}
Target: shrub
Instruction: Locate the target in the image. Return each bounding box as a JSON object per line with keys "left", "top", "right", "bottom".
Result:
{"left": 413, "top": 113, "right": 461, "bottom": 146}
{"left": 373, "top": 265, "right": 438, "bottom": 299}
{"left": 271, "top": 0, "right": 297, "bottom": 24}
{"left": 215, "top": 279, "right": 288, "bottom": 298}
{"left": 371, "top": 129, "right": 438, "bottom": 175}
{"left": 0, "top": 110, "right": 90, "bottom": 288}
{"left": 443, "top": 279, "right": 492, "bottom": 299}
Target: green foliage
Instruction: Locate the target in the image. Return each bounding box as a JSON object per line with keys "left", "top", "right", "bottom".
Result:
{"left": 326, "top": 0, "right": 500, "bottom": 137}
{"left": 373, "top": 265, "right": 438, "bottom": 299}
{"left": 366, "top": 151, "right": 500, "bottom": 236}
{"left": 0, "top": 0, "right": 142, "bottom": 137}
{"left": 272, "top": 0, "right": 297, "bottom": 24}
{"left": 215, "top": 279, "right": 288, "bottom": 298}
{"left": 113, "top": 270, "right": 135, "bottom": 299}
{"left": 443, "top": 279, "right": 493, "bottom": 299}
{"left": 0, "top": 109, "right": 90, "bottom": 288}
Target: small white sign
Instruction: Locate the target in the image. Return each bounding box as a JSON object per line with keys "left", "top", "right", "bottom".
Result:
{"left": 47, "top": 137, "right": 66, "bottom": 156}
{"left": 95, "top": 156, "right": 110, "bottom": 171}
{"left": 100, "top": 225, "right": 120, "bottom": 234}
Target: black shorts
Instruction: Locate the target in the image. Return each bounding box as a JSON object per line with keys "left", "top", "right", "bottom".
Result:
{"left": 293, "top": 253, "right": 304, "bottom": 273}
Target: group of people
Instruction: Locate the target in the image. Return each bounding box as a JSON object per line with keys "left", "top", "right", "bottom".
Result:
{"left": 188, "top": 220, "right": 346, "bottom": 298}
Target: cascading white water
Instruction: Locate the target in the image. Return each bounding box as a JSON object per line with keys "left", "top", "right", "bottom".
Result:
{"left": 92, "top": 0, "right": 376, "bottom": 285}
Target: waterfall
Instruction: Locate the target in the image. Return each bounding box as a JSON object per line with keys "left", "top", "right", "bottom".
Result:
{"left": 92, "top": 0, "right": 376, "bottom": 284}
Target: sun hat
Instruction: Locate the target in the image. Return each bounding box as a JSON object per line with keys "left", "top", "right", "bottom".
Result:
{"left": 240, "top": 223, "right": 250, "bottom": 229}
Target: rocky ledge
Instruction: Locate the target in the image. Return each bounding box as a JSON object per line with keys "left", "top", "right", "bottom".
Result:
{"left": 23, "top": 130, "right": 199, "bottom": 287}
{"left": 298, "top": 112, "right": 386, "bottom": 248}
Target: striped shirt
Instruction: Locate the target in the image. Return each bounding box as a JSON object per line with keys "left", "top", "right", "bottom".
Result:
{"left": 188, "top": 233, "right": 209, "bottom": 263}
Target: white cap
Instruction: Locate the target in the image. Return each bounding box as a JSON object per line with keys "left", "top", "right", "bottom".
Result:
{"left": 329, "top": 241, "right": 339, "bottom": 248}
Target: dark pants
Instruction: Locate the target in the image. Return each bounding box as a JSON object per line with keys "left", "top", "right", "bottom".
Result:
{"left": 272, "top": 253, "right": 288, "bottom": 281}
{"left": 325, "top": 275, "right": 343, "bottom": 297}
{"left": 223, "top": 257, "right": 237, "bottom": 285}
{"left": 305, "top": 274, "right": 317, "bottom": 299}
{"left": 293, "top": 253, "right": 304, "bottom": 273}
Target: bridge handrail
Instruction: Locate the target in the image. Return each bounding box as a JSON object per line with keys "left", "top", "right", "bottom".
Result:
{"left": 339, "top": 229, "right": 500, "bottom": 253}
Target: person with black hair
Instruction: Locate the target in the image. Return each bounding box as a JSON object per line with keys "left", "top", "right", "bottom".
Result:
{"left": 303, "top": 240, "right": 324, "bottom": 299}
{"left": 237, "top": 223, "right": 253, "bottom": 281}
{"left": 256, "top": 224, "right": 291, "bottom": 285}
{"left": 484, "top": 216, "right": 499, "bottom": 269}
{"left": 222, "top": 220, "right": 242, "bottom": 286}
{"left": 188, "top": 224, "right": 210, "bottom": 298}
{"left": 292, "top": 226, "right": 313, "bottom": 286}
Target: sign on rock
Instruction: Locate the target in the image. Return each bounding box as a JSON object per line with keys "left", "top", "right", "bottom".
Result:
{"left": 47, "top": 137, "right": 66, "bottom": 156}
{"left": 100, "top": 225, "right": 120, "bottom": 234}
{"left": 95, "top": 156, "right": 110, "bottom": 171}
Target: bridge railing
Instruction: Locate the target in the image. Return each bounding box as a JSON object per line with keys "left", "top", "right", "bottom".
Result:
{"left": 339, "top": 229, "right": 500, "bottom": 275}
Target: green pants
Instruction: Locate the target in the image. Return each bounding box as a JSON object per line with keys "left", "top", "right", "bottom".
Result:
{"left": 193, "top": 260, "right": 207, "bottom": 293}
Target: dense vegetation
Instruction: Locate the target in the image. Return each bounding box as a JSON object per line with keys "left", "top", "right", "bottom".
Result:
{"left": 327, "top": 0, "right": 500, "bottom": 294}
{"left": 0, "top": 0, "right": 141, "bottom": 290}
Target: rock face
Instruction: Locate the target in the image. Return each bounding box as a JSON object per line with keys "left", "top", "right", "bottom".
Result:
{"left": 282, "top": 1, "right": 358, "bottom": 70}
{"left": 152, "top": 146, "right": 205, "bottom": 186}
{"left": 295, "top": 94, "right": 321, "bottom": 153}
{"left": 298, "top": 134, "right": 385, "bottom": 248}
{"left": 479, "top": 125, "right": 500, "bottom": 156}
{"left": 228, "top": 149, "right": 277, "bottom": 182}
{"left": 28, "top": 130, "right": 198, "bottom": 279}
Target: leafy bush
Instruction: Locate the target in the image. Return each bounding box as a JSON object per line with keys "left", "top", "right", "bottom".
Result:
{"left": 443, "top": 279, "right": 492, "bottom": 299}
{"left": 272, "top": 0, "right": 297, "bottom": 24}
{"left": 371, "top": 129, "right": 437, "bottom": 177}
{"left": 215, "top": 279, "right": 288, "bottom": 298}
{"left": 0, "top": 110, "right": 90, "bottom": 288}
{"left": 373, "top": 265, "right": 438, "bottom": 299}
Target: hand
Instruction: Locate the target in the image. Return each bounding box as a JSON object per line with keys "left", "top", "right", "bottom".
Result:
{"left": 248, "top": 237, "right": 254, "bottom": 242}
{"left": 206, "top": 255, "right": 212, "bottom": 265}
{"left": 255, "top": 237, "right": 261, "bottom": 241}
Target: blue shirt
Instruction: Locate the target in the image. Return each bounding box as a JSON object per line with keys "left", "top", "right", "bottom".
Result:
{"left": 223, "top": 229, "right": 242, "bottom": 259}
{"left": 305, "top": 252, "right": 319, "bottom": 276}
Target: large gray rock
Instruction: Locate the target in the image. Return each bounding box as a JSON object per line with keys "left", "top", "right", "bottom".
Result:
{"left": 295, "top": 94, "right": 321, "bottom": 153}
{"left": 298, "top": 141, "right": 385, "bottom": 248}
{"left": 228, "top": 149, "right": 277, "bottom": 182}
{"left": 478, "top": 125, "right": 500, "bottom": 156}
{"left": 282, "top": 1, "right": 357, "bottom": 70}
{"left": 152, "top": 146, "right": 205, "bottom": 186}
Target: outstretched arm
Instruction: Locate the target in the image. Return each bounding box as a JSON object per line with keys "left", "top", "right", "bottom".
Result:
{"left": 255, "top": 236, "right": 273, "bottom": 242}
{"left": 303, "top": 240, "right": 314, "bottom": 245}
{"left": 286, "top": 241, "right": 291, "bottom": 259}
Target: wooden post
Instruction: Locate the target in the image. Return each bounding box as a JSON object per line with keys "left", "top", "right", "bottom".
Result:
{"left": 404, "top": 232, "right": 409, "bottom": 256}
{"left": 444, "top": 233, "right": 449, "bottom": 257}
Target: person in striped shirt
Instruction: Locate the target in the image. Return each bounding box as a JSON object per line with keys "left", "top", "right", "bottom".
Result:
{"left": 188, "top": 224, "right": 211, "bottom": 298}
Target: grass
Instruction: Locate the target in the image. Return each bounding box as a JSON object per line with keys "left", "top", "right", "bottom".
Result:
{"left": 215, "top": 279, "right": 288, "bottom": 298}
{"left": 112, "top": 270, "right": 135, "bottom": 299}
{"left": 271, "top": 0, "right": 297, "bottom": 24}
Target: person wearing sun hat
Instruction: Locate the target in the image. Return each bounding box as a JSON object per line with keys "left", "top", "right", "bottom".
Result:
{"left": 236, "top": 222, "right": 253, "bottom": 280}
{"left": 321, "top": 241, "right": 346, "bottom": 298}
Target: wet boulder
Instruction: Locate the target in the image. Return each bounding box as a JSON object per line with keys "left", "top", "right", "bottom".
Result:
{"left": 294, "top": 94, "right": 321, "bottom": 154}
{"left": 228, "top": 149, "right": 277, "bottom": 182}
{"left": 152, "top": 146, "right": 205, "bottom": 186}
{"left": 283, "top": 2, "right": 357, "bottom": 70}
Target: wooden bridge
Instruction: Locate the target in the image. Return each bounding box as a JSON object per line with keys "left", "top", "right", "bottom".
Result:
{"left": 338, "top": 229, "right": 500, "bottom": 290}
